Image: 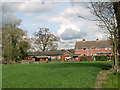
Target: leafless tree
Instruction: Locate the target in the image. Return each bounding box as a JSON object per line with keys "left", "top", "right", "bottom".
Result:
{"left": 71, "top": 1, "right": 120, "bottom": 72}
{"left": 34, "top": 28, "right": 59, "bottom": 52}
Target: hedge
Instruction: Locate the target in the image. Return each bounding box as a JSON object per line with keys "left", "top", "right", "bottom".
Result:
{"left": 51, "top": 58, "right": 56, "bottom": 61}
{"left": 80, "top": 56, "right": 88, "bottom": 61}
{"left": 111, "top": 55, "right": 114, "bottom": 61}
{"left": 94, "top": 56, "right": 108, "bottom": 61}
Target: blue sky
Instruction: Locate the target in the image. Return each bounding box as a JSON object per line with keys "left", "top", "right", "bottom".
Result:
{"left": 15, "top": 2, "right": 71, "bottom": 36}
{"left": 1, "top": 1, "right": 108, "bottom": 49}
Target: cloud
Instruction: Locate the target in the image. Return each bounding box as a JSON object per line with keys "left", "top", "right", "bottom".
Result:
{"left": 31, "top": 24, "right": 37, "bottom": 27}
{"left": 24, "top": 13, "right": 33, "bottom": 16}
{"left": 61, "top": 6, "right": 93, "bottom": 20}
{"left": 18, "top": 2, "right": 55, "bottom": 13}
{"left": 1, "top": 12, "right": 21, "bottom": 26}
{"left": 60, "top": 28, "right": 86, "bottom": 40}
{"left": 57, "top": 23, "right": 80, "bottom": 36}
{"left": 1, "top": 2, "right": 55, "bottom": 25}
{"left": 36, "top": 3, "right": 108, "bottom": 49}
{"left": 36, "top": 5, "right": 106, "bottom": 49}
{"left": 2, "top": 2, "right": 55, "bottom": 13}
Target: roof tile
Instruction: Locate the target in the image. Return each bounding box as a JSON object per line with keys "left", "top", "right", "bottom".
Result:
{"left": 75, "top": 40, "right": 112, "bottom": 49}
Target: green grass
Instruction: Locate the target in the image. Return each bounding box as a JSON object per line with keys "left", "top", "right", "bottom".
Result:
{"left": 2, "top": 61, "right": 112, "bottom": 88}
{"left": 100, "top": 72, "right": 119, "bottom": 88}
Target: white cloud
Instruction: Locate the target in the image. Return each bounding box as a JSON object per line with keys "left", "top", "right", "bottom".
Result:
{"left": 1, "top": 2, "right": 56, "bottom": 25}
{"left": 57, "top": 23, "right": 80, "bottom": 36}
{"left": 61, "top": 6, "right": 93, "bottom": 20}
{"left": 58, "top": 38, "right": 82, "bottom": 49}
{"left": 31, "top": 24, "right": 37, "bottom": 27}
{"left": 36, "top": 5, "right": 107, "bottom": 49}
{"left": 18, "top": 2, "right": 55, "bottom": 13}
{"left": 95, "top": 34, "right": 104, "bottom": 39}
{"left": 2, "top": 2, "right": 55, "bottom": 13}
{"left": 59, "top": 28, "right": 86, "bottom": 40}
{"left": 49, "top": 17, "right": 70, "bottom": 24}
{"left": 24, "top": 13, "right": 33, "bottom": 16}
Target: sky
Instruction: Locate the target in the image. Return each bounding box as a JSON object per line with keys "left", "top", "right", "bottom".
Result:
{"left": 1, "top": 1, "right": 109, "bottom": 50}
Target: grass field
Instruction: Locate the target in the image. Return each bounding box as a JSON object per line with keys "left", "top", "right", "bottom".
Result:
{"left": 2, "top": 61, "right": 113, "bottom": 88}
{"left": 100, "top": 72, "right": 119, "bottom": 88}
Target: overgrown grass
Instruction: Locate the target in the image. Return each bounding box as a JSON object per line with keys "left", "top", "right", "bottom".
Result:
{"left": 2, "top": 61, "right": 112, "bottom": 88}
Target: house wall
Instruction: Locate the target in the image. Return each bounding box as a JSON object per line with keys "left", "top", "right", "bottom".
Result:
{"left": 50, "top": 56, "right": 60, "bottom": 60}
{"left": 24, "top": 57, "right": 32, "bottom": 60}
{"left": 75, "top": 48, "right": 113, "bottom": 56}
{"left": 64, "top": 52, "right": 71, "bottom": 57}
{"left": 35, "top": 58, "right": 48, "bottom": 61}
{"left": 61, "top": 56, "right": 70, "bottom": 61}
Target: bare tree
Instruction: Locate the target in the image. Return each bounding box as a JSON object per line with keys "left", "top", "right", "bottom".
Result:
{"left": 71, "top": 1, "right": 120, "bottom": 72}
{"left": 34, "top": 28, "right": 59, "bottom": 51}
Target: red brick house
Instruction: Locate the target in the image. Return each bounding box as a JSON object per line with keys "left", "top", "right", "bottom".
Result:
{"left": 75, "top": 38, "right": 113, "bottom": 57}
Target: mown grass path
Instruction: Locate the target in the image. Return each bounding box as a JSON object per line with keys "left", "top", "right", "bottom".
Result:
{"left": 2, "top": 61, "right": 112, "bottom": 88}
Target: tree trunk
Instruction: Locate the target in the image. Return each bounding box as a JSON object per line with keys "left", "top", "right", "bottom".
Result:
{"left": 114, "top": 43, "right": 119, "bottom": 72}
{"left": 113, "top": 2, "right": 120, "bottom": 73}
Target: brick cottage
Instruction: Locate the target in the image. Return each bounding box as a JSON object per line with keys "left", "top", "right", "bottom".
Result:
{"left": 75, "top": 38, "right": 113, "bottom": 57}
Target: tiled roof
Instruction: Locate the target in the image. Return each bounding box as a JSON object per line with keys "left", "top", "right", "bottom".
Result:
{"left": 32, "top": 51, "right": 68, "bottom": 56}
{"left": 75, "top": 40, "right": 112, "bottom": 49}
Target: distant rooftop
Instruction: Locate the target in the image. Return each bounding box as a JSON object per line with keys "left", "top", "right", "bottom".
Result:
{"left": 75, "top": 39, "right": 112, "bottom": 49}
{"left": 31, "top": 51, "right": 71, "bottom": 56}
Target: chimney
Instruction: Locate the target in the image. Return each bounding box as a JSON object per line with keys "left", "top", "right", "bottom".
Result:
{"left": 96, "top": 38, "right": 99, "bottom": 41}
{"left": 82, "top": 38, "right": 86, "bottom": 41}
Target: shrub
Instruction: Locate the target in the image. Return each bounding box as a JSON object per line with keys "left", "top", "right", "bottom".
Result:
{"left": 80, "top": 56, "right": 88, "bottom": 61}
{"left": 51, "top": 58, "right": 56, "bottom": 61}
{"left": 111, "top": 55, "right": 114, "bottom": 61}
{"left": 100, "top": 56, "right": 108, "bottom": 61}
{"left": 87, "top": 56, "right": 94, "bottom": 61}
{"left": 94, "top": 56, "right": 108, "bottom": 61}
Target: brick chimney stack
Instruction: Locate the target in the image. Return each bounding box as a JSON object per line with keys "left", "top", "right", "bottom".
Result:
{"left": 82, "top": 38, "right": 86, "bottom": 41}
{"left": 96, "top": 38, "right": 99, "bottom": 41}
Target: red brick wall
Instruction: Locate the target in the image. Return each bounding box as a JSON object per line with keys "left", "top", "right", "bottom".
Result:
{"left": 64, "top": 52, "right": 71, "bottom": 57}
{"left": 75, "top": 48, "right": 113, "bottom": 56}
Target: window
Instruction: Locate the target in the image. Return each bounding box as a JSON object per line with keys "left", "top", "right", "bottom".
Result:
{"left": 76, "top": 49, "right": 79, "bottom": 51}
{"left": 83, "top": 48, "right": 87, "bottom": 51}
{"left": 105, "top": 48, "right": 111, "bottom": 50}
{"left": 96, "top": 48, "right": 100, "bottom": 50}
{"left": 90, "top": 48, "right": 93, "bottom": 50}
{"left": 92, "top": 54, "right": 97, "bottom": 56}
{"left": 51, "top": 57, "right": 56, "bottom": 59}
{"left": 82, "top": 54, "right": 86, "bottom": 56}
{"left": 91, "top": 54, "right": 94, "bottom": 56}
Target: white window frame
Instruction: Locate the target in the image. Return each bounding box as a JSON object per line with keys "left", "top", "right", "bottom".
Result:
{"left": 90, "top": 48, "right": 93, "bottom": 50}
{"left": 83, "top": 48, "right": 87, "bottom": 51}
{"left": 76, "top": 49, "right": 79, "bottom": 51}
{"left": 96, "top": 48, "right": 100, "bottom": 50}
{"left": 82, "top": 54, "right": 86, "bottom": 56}
{"left": 105, "top": 48, "right": 111, "bottom": 50}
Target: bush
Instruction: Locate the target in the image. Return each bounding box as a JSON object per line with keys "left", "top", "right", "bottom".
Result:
{"left": 111, "top": 55, "right": 114, "bottom": 61}
{"left": 51, "top": 58, "right": 56, "bottom": 61}
{"left": 87, "top": 56, "right": 94, "bottom": 61}
{"left": 80, "top": 56, "right": 88, "bottom": 61}
{"left": 94, "top": 56, "right": 108, "bottom": 61}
